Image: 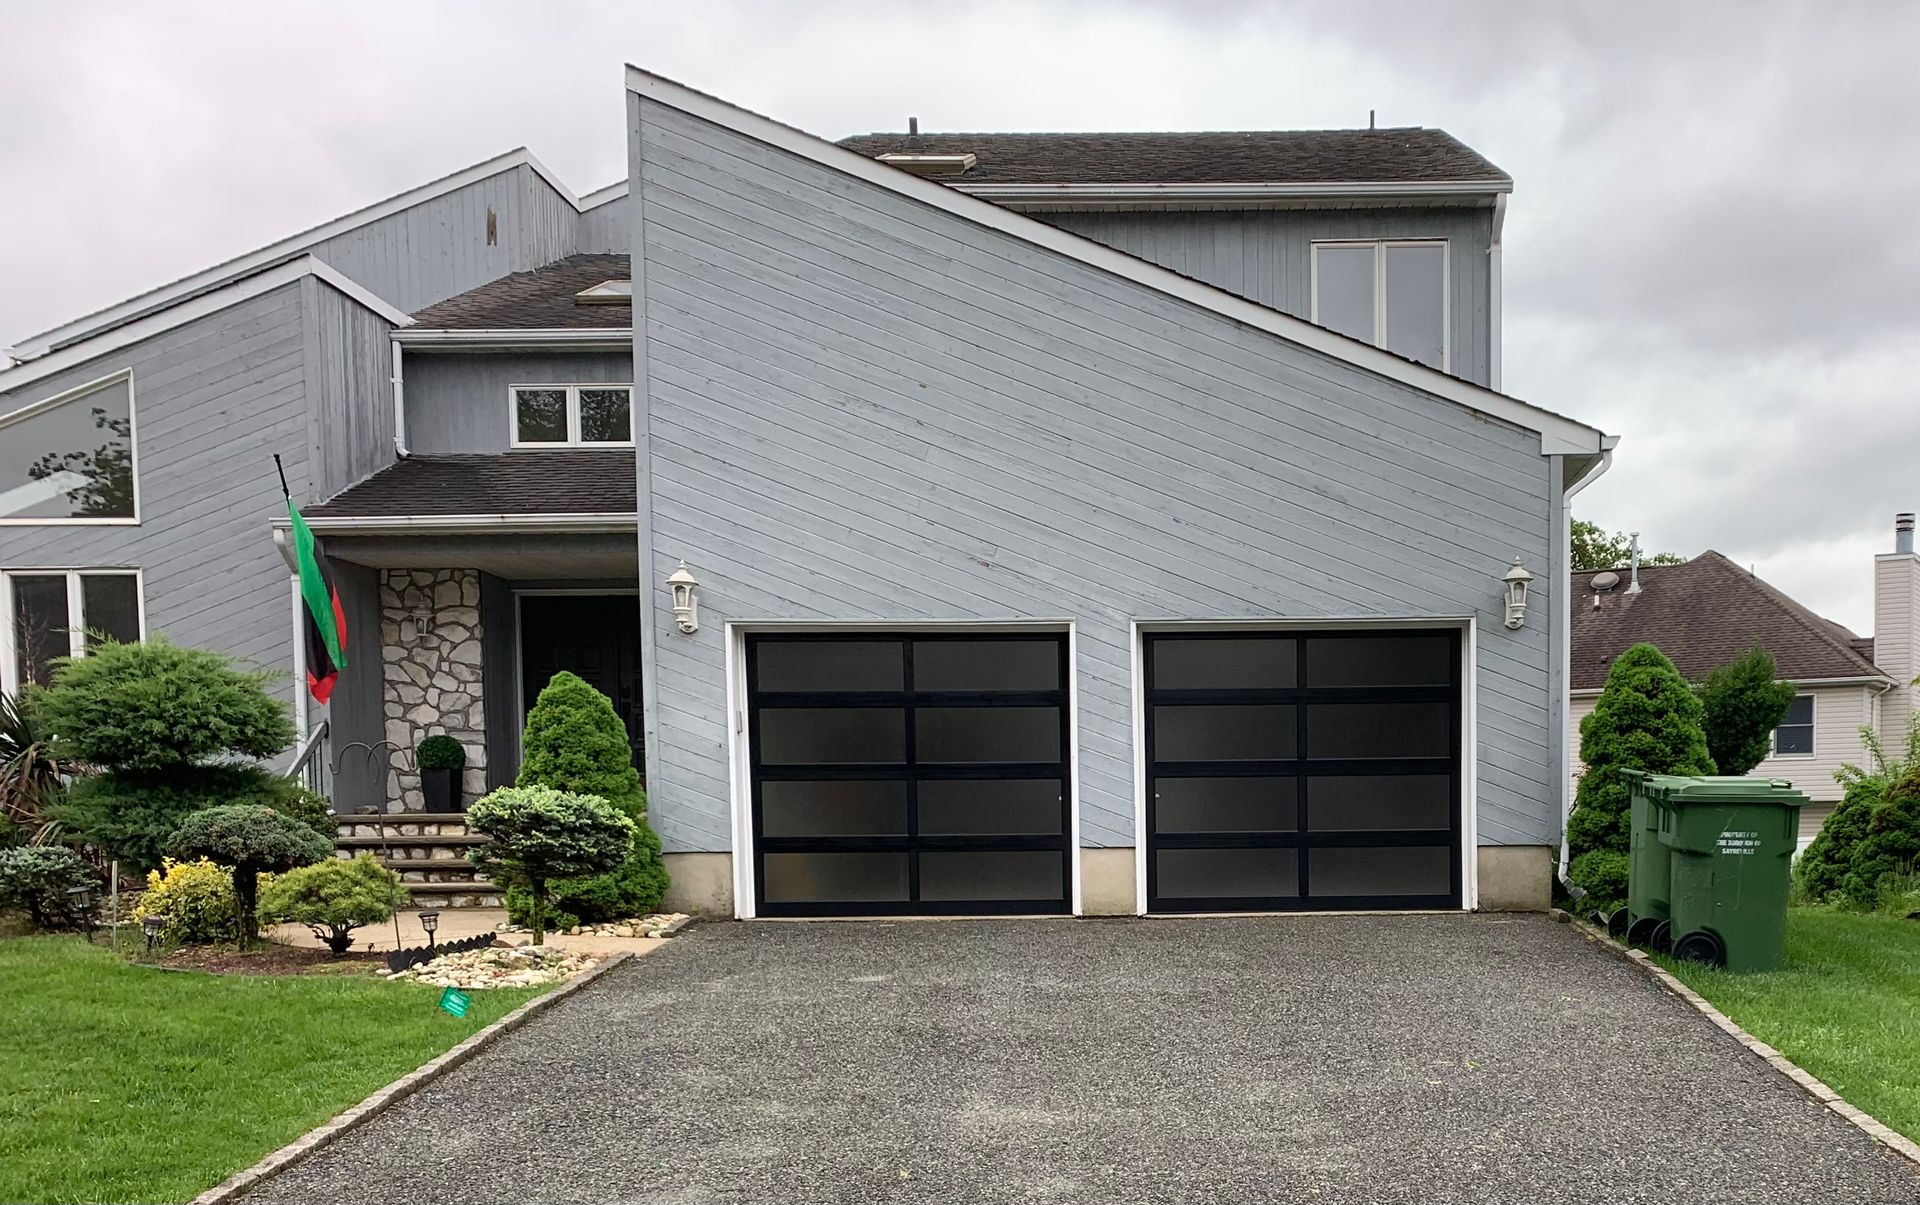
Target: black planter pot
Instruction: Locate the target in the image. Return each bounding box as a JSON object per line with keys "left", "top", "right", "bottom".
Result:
{"left": 421, "top": 766, "right": 460, "bottom": 811}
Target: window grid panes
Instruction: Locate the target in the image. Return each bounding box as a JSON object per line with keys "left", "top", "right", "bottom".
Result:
{"left": 510, "top": 385, "right": 634, "bottom": 447}
{"left": 1311, "top": 240, "right": 1448, "bottom": 372}
{"left": 1773, "top": 695, "right": 1814, "bottom": 757}
{"left": 4, "top": 569, "right": 142, "bottom": 692}
{"left": 0, "top": 374, "right": 136, "bottom": 521}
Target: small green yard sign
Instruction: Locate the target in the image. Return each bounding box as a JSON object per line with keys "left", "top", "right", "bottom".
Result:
{"left": 437, "top": 987, "right": 472, "bottom": 1018}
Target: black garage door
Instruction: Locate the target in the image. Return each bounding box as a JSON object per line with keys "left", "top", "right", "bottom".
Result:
{"left": 747, "top": 634, "right": 1070, "bottom": 916}
{"left": 1145, "top": 630, "right": 1461, "bottom": 912}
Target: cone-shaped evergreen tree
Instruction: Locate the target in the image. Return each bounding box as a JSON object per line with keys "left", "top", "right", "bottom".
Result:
{"left": 1568, "top": 643, "right": 1714, "bottom": 905}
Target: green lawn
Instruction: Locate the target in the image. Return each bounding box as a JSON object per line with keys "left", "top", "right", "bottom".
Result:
{"left": 0, "top": 936, "right": 547, "bottom": 1205}
{"left": 1659, "top": 908, "right": 1920, "bottom": 1143}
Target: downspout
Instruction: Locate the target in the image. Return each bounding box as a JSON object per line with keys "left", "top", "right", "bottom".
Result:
{"left": 1488, "top": 193, "right": 1506, "bottom": 393}
{"left": 1558, "top": 446, "right": 1614, "bottom": 890}
{"left": 390, "top": 337, "right": 409, "bottom": 457}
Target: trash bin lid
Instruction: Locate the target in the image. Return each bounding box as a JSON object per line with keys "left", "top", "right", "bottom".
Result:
{"left": 1623, "top": 770, "right": 1809, "bottom": 806}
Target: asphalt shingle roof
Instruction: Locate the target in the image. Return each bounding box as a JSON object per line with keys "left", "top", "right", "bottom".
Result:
{"left": 1569, "top": 551, "right": 1884, "bottom": 690}
{"left": 307, "top": 452, "right": 636, "bottom": 518}
{"left": 409, "top": 254, "right": 631, "bottom": 330}
{"left": 836, "top": 128, "right": 1509, "bottom": 186}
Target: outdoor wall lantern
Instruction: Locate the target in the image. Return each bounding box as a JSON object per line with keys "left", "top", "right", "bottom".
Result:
{"left": 403, "top": 605, "right": 434, "bottom": 644}
{"left": 668, "top": 562, "right": 700, "bottom": 634}
{"left": 1502, "top": 558, "right": 1535, "bottom": 630}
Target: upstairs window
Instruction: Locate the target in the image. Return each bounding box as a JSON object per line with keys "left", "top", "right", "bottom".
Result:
{"left": 510, "top": 385, "right": 634, "bottom": 447}
{"left": 1772, "top": 694, "right": 1814, "bottom": 757}
{"left": 0, "top": 371, "right": 138, "bottom": 523}
{"left": 2, "top": 568, "right": 143, "bottom": 692}
{"left": 1311, "top": 241, "right": 1449, "bottom": 372}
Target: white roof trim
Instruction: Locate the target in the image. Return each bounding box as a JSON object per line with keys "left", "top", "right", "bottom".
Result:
{"left": 579, "top": 181, "right": 629, "bottom": 208}
{"left": 269, "top": 512, "right": 637, "bottom": 536}
{"left": 393, "top": 327, "right": 630, "bottom": 350}
{"left": 623, "top": 67, "right": 1606, "bottom": 456}
{"left": 7, "top": 148, "right": 587, "bottom": 363}
{"left": 0, "top": 257, "right": 411, "bottom": 399}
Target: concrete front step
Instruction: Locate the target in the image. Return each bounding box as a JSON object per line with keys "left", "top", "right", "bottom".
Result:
{"left": 334, "top": 812, "right": 476, "bottom": 840}
{"left": 404, "top": 881, "right": 504, "bottom": 908}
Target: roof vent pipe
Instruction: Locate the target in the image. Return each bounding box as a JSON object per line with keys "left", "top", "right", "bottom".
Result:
{"left": 1897, "top": 512, "right": 1915, "bottom": 555}
{"left": 1626, "top": 532, "right": 1642, "bottom": 594}
{"left": 908, "top": 116, "right": 919, "bottom": 137}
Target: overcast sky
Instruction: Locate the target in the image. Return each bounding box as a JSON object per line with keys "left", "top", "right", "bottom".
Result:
{"left": 3, "top": 1, "right": 1914, "bottom": 631}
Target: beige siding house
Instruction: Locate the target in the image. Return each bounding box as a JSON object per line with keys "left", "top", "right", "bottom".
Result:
{"left": 1569, "top": 519, "right": 1920, "bottom": 846}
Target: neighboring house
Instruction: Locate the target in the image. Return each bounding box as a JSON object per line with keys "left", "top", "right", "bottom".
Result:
{"left": 1568, "top": 519, "right": 1920, "bottom": 844}
{"left": 0, "top": 67, "right": 1616, "bottom": 920}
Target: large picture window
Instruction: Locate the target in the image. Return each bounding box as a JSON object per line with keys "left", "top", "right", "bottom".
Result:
{"left": 0, "top": 371, "right": 138, "bottom": 522}
{"left": 509, "top": 384, "right": 633, "bottom": 447}
{"left": 1, "top": 569, "right": 143, "bottom": 692}
{"left": 1311, "top": 241, "right": 1449, "bottom": 371}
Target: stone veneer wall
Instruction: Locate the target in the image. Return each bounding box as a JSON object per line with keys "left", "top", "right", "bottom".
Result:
{"left": 381, "top": 569, "right": 488, "bottom": 811}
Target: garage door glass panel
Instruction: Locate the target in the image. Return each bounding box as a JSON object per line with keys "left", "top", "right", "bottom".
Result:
{"left": 1304, "top": 635, "right": 1452, "bottom": 687}
{"left": 1156, "top": 777, "right": 1297, "bottom": 833}
{"left": 918, "top": 851, "right": 1061, "bottom": 901}
{"left": 760, "top": 781, "right": 907, "bottom": 837}
{"left": 1152, "top": 638, "right": 1296, "bottom": 689}
{"left": 1153, "top": 705, "right": 1296, "bottom": 761}
{"left": 913, "top": 640, "right": 1058, "bottom": 691}
{"left": 917, "top": 780, "right": 1061, "bottom": 835}
{"left": 916, "top": 707, "right": 1060, "bottom": 764}
{"left": 1308, "top": 775, "right": 1451, "bottom": 831}
{"left": 756, "top": 641, "right": 902, "bottom": 692}
{"left": 762, "top": 852, "right": 909, "bottom": 903}
{"left": 758, "top": 708, "right": 905, "bottom": 764}
{"left": 1308, "top": 846, "right": 1451, "bottom": 897}
{"left": 1307, "top": 703, "right": 1449, "bottom": 759}
{"left": 1157, "top": 848, "right": 1299, "bottom": 898}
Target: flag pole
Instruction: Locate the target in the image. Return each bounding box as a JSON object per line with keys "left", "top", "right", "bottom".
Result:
{"left": 278, "top": 454, "right": 307, "bottom": 738}
{"left": 273, "top": 453, "right": 291, "bottom": 502}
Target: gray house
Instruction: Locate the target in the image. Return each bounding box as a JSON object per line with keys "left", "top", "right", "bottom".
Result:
{"left": 0, "top": 67, "right": 1612, "bottom": 919}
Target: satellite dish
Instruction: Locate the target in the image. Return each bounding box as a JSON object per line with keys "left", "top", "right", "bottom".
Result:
{"left": 1590, "top": 571, "right": 1620, "bottom": 592}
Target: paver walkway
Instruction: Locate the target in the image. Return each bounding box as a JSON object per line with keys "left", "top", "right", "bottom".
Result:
{"left": 245, "top": 914, "right": 1920, "bottom": 1204}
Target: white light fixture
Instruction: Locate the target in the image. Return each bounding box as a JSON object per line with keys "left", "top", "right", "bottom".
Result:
{"left": 667, "top": 561, "right": 700, "bottom": 634}
{"left": 404, "top": 605, "right": 434, "bottom": 643}
{"left": 1502, "top": 559, "right": 1534, "bottom": 630}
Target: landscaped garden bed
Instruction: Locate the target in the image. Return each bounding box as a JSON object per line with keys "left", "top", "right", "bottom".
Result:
{"left": 0, "top": 935, "right": 549, "bottom": 1205}
{"left": 387, "top": 943, "right": 602, "bottom": 988}
{"left": 1658, "top": 907, "right": 1920, "bottom": 1144}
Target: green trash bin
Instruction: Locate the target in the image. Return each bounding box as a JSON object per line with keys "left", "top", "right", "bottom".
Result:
{"left": 1616, "top": 769, "right": 1677, "bottom": 950}
{"left": 1653, "top": 776, "right": 1807, "bottom": 972}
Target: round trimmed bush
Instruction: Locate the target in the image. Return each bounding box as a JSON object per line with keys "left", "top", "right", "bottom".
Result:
{"left": 258, "top": 854, "right": 406, "bottom": 954}
{"left": 467, "top": 784, "right": 634, "bottom": 944}
{"left": 58, "top": 764, "right": 328, "bottom": 875}
{"left": 416, "top": 734, "right": 466, "bottom": 771}
{"left": 0, "top": 845, "right": 98, "bottom": 931}
{"left": 169, "top": 804, "right": 332, "bottom": 944}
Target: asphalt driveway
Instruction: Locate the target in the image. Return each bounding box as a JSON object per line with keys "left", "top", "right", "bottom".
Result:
{"left": 245, "top": 915, "right": 1920, "bottom": 1204}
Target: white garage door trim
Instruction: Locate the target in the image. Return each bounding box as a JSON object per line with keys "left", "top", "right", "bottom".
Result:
{"left": 725, "top": 619, "right": 1081, "bottom": 919}
{"left": 1130, "top": 616, "right": 1480, "bottom": 915}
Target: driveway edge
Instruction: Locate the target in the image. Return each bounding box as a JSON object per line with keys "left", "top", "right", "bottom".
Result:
{"left": 1566, "top": 916, "right": 1920, "bottom": 1168}
{"left": 188, "top": 950, "right": 635, "bottom": 1205}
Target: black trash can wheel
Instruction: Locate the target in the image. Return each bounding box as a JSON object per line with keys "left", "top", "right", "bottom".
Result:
{"left": 1673, "top": 928, "right": 1728, "bottom": 968}
{"left": 1627, "top": 915, "right": 1662, "bottom": 948}
{"left": 1607, "top": 907, "right": 1630, "bottom": 939}
{"left": 1648, "top": 919, "right": 1672, "bottom": 954}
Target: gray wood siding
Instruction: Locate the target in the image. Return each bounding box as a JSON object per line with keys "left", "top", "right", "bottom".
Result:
{"left": 300, "top": 277, "right": 396, "bottom": 496}
{"left": 0, "top": 284, "right": 313, "bottom": 707}
{"left": 479, "top": 571, "right": 519, "bottom": 788}
{"left": 403, "top": 350, "right": 634, "bottom": 453}
{"left": 577, "top": 194, "right": 629, "bottom": 253}
{"left": 328, "top": 560, "right": 386, "bottom": 806}
{"left": 1039, "top": 207, "right": 1494, "bottom": 388}
{"left": 310, "top": 165, "right": 579, "bottom": 314}
{"left": 631, "top": 99, "right": 1557, "bottom": 856}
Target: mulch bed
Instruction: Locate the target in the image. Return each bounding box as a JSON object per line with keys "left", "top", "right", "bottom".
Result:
{"left": 157, "top": 942, "right": 388, "bottom": 977}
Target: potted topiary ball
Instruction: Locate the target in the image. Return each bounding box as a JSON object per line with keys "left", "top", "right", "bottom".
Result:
{"left": 416, "top": 734, "right": 467, "bottom": 811}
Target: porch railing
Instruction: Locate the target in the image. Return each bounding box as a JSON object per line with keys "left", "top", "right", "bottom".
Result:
{"left": 284, "top": 718, "right": 332, "bottom": 805}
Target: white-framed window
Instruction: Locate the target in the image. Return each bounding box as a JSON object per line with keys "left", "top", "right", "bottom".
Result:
{"left": 1310, "top": 240, "right": 1449, "bottom": 372}
{"left": 0, "top": 369, "right": 140, "bottom": 525}
{"left": 509, "top": 384, "right": 634, "bottom": 448}
{"left": 1772, "top": 693, "right": 1815, "bottom": 758}
{"left": 0, "top": 568, "right": 146, "bottom": 694}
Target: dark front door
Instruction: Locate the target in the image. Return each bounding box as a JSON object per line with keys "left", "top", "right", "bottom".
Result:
{"left": 1144, "top": 630, "right": 1462, "bottom": 913}
{"left": 519, "top": 594, "right": 644, "bottom": 775}
{"left": 747, "top": 633, "right": 1071, "bottom": 917}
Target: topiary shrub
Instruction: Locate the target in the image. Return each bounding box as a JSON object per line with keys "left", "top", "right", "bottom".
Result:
{"left": 1840, "top": 769, "right": 1920, "bottom": 909}
{"left": 1567, "top": 643, "right": 1714, "bottom": 909}
{"left": 1796, "top": 778, "right": 1883, "bottom": 906}
{"left": 132, "top": 857, "right": 239, "bottom": 944}
{"left": 505, "top": 672, "right": 668, "bottom": 930}
{"left": 0, "top": 845, "right": 98, "bottom": 930}
{"left": 416, "top": 734, "right": 466, "bottom": 771}
{"left": 58, "top": 765, "right": 327, "bottom": 875}
{"left": 168, "top": 805, "right": 331, "bottom": 945}
{"left": 258, "top": 854, "right": 406, "bottom": 954}
{"left": 467, "top": 785, "right": 634, "bottom": 945}
{"left": 1697, "top": 646, "right": 1797, "bottom": 777}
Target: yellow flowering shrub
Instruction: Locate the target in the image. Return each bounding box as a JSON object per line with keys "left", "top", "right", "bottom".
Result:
{"left": 132, "top": 858, "right": 242, "bottom": 945}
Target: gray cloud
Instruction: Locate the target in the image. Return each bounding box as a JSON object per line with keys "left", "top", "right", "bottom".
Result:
{"left": 2, "top": 0, "right": 1912, "bottom": 629}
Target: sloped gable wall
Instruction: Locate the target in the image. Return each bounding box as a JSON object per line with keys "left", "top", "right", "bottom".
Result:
{"left": 631, "top": 96, "right": 1556, "bottom": 853}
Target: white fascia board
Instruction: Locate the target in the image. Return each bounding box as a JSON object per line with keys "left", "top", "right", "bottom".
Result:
{"left": 0, "top": 256, "right": 411, "bottom": 398}
{"left": 623, "top": 66, "right": 1605, "bottom": 456}
{"left": 7, "top": 148, "right": 584, "bottom": 362}
{"left": 1569, "top": 674, "right": 1893, "bottom": 697}
{"left": 954, "top": 179, "right": 1511, "bottom": 207}
{"left": 579, "top": 181, "right": 629, "bottom": 208}
{"left": 268, "top": 512, "right": 638, "bottom": 536}
{"left": 393, "top": 327, "right": 630, "bottom": 350}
